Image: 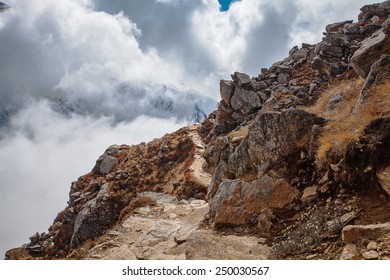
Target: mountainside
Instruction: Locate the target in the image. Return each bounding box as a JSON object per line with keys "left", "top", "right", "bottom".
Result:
{"left": 6, "top": 0, "right": 390, "bottom": 260}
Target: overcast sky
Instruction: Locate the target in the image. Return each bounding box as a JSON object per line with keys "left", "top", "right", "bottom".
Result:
{"left": 0, "top": 0, "right": 379, "bottom": 257}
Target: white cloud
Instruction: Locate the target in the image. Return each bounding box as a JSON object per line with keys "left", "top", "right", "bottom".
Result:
{"left": 0, "top": 0, "right": 197, "bottom": 116}
{"left": 191, "top": 0, "right": 263, "bottom": 73}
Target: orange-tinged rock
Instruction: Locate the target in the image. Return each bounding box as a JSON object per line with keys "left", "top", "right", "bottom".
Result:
{"left": 210, "top": 175, "right": 299, "bottom": 227}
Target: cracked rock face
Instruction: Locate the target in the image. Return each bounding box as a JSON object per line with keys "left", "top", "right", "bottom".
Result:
{"left": 70, "top": 184, "right": 125, "bottom": 249}
{"left": 352, "top": 28, "right": 390, "bottom": 79}
{"left": 228, "top": 109, "right": 326, "bottom": 178}
{"left": 230, "top": 87, "right": 263, "bottom": 115}
{"left": 210, "top": 176, "right": 299, "bottom": 228}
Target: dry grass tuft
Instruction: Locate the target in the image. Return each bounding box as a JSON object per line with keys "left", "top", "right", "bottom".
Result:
{"left": 228, "top": 126, "right": 249, "bottom": 139}
{"left": 306, "top": 78, "right": 363, "bottom": 117}
{"left": 312, "top": 79, "right": 390, "bottom": 164}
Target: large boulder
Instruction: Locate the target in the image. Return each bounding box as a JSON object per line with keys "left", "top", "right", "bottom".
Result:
{"left": 99, "top": 156, "right": 118, "bottom": 175}
{"left": 230, "top": 87, "right": 263, "bottom": 115}
{"left": 351, "top": 26, "right": 390, "bottom": 78}
{"left": 312, "top": 54, "right": 349, "bottom": 81}
{"left": 70, "top": 184, "right": 125, "bottom": 248}
{"left": 318, "top": 44, "right": 344, "bottom": 59}
{"left": 220, "top": 80, "right": 234, "bottom": 105}
{"left": 325, "top": 20, "right": 353, "bottom": 33}
{"left": 93, "top": 145, "right": 120, "bottom": 175}
{"left": 215, "top": 101, "right": 238, "bottom": 135}
{"left": 210, "top": 176, "right": 299, "bottom": 227}
{"left": 228, "top": 109, "right": 326, "bottom": 178}
{"left": 231, "top": 72, "right": 251, "bottom": 88}
{"left": 342, "top": 223, "right": 390, "bottom": 243}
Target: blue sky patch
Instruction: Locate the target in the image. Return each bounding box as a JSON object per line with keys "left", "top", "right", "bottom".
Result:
{"left": 218, "top": 0, "right": 239, "bottom": 12}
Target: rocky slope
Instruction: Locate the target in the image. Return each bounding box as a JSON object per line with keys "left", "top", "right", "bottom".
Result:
{"left": 5, "top": 0, "right": 390, "bottom": 260}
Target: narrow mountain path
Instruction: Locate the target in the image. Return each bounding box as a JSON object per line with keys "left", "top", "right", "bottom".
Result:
{"left": 82, "top": 193, "right": 270, "bottom": 260}
{"left": 79, "top": 126, "right": 270, "bottom": 260}
{"left": 186, "top": 124, "right": 212, "bottom": 188}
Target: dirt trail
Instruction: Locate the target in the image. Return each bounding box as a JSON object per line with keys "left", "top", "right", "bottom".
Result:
{"left": 186, "top": 124, "right": 212, "bottom": 188}
{"left": 81, "top": 193, "right": 269, "bottom": 260}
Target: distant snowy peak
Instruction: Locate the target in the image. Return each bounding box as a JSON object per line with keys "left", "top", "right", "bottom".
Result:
{"left": 150, "top": 85, "right": 216, "bottom": 123}
{"left": 49, "top": 83, "right": 217, "bottom": 124}
{"left": 0, "top": 101, "right": 13, "bottom": 126}
{"left": 0, "top": 84, "right": 216, "bottom": 128}
{"left": 0, "top": 2, "right": 10, "bottom": 11}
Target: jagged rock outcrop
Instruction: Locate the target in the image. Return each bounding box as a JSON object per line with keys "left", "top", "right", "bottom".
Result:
{"left": 205, "top": 2, "right": 390, "bottom": 144}
{"left": 6, "top": 0, "right": 390, "bottom": 261}
{"left": 70, "top": 183, "right": 125, "bottom": 249}
{"left": 351, "top": 24, "right": 390, "bottom": 78}
{"left": 205, "top": 109, "right": 326, "bottom": 230}
{"left": 228, "top": 109, "right": 326, "bottom": 179}
{"left": 359, "top": 1, "right": 390, "bottom": 21}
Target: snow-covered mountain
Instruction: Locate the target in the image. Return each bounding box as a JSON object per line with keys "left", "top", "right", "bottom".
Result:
{"left": 0, "top": 2, "right": 10, "bottom": 11}
{"left": 6, "top": 83, "right": 218, "bottom": 126}
{"left": 150, "top": 85, "right": 216, "bottom": 123}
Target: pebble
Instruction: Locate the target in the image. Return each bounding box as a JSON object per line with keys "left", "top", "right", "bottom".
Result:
{"left": 367, "top": 241, "right": 378, "bottom": 251}
{"left": 339, "top": 189, "right": 347, "bottom": 194}
{"left": 363, "top": 250, "right": 379, "bottom": 260}
{"left": 324, "top": 245, "right": 332, "bottom": 254}
{"left": 169, "top": 213, "right": 178, "bottom": 219}
{"left": 306, "top": 254, "right": 317, "bottom": 260}
{"left": 107, "top": 230, "right": 121, "bottom": 237}
{"left": 340, "top": 244, "right": 358, "bottom": 260}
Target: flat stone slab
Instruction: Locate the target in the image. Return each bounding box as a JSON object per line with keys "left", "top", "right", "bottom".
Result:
{"left": 185, "top": 230, "right": 270, "bottom": 260}
{"left": 342, "top": 223, "right": 390, "bottom": 243}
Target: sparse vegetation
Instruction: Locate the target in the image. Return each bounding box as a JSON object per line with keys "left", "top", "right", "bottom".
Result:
{"left": 313, "top": 79, "right": 390, "bottom": 164}
{"left": 306, "top": 78, "right": 363, "bottom": 117}
{"left": 228, "top": 126, "right": 249, "bottom": 139}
